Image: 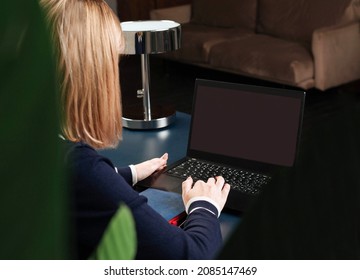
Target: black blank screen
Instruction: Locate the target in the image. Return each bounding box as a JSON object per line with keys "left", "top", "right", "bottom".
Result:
{"left": 189, "top": 84, "right": 302, "bottom": 167}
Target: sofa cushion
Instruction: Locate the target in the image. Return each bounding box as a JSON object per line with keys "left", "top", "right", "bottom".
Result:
{"left": 169, "top": 23, "right": 254, "bottom": 63}
{"left": 191, "top": 0, "right": 257, "bottom": 30}
{"left": 209, "top": 35, "right": 314, "bottom": 87}
{"left": 257, "top": 0, "right": 357, "bottom": 44}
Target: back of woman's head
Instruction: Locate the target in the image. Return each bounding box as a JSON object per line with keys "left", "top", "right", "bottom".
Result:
{"left": 40, "top": 0, "right": 124, "bottom": 149}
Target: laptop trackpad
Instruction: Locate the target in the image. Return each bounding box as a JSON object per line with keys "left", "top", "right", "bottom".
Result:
{"left": 138, "top": 171, "right": 183, "bottom": 194}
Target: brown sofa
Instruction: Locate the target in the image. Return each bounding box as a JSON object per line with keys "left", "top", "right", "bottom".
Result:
{"left": 150, "top": 0, "right": 360, "bottom": 90}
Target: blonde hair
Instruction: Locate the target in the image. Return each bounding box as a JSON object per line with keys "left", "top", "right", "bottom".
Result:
{"left": 40, "top": 0, "right": 124, "bottom": 149}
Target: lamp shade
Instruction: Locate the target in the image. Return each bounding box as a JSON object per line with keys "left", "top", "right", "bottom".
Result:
{"left": 121, "top": 20, "right": 181, "bottom": 55}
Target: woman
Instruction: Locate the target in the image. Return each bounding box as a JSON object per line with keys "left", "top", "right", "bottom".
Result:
{"left": 40, "top": 0, "right": 230, "bottom": 259}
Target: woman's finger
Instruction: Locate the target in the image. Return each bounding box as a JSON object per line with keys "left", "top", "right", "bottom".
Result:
{"left": 182, "top": 176, "right": 193, "bottom": 193}
{"left": 215, "top": 176, "right": 225, "bottom": 188}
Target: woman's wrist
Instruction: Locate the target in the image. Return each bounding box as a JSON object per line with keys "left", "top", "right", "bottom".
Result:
{"left": 185, "top": 197, "right": 221, "bottom": 218}
{"left": 129, "top": 164, "right": 138, "bottom": 186}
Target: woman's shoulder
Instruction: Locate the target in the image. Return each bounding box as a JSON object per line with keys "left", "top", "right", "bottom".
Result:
{"left": 62, "top": 140, "right": 95, "bottom": 156}
{"left": 61, "top": 140, "right": 114, "bottom": 171}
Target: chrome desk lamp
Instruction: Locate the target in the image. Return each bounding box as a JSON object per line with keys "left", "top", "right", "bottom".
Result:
{"left": 121, "top": 20, "right": 181, "bottom": 129}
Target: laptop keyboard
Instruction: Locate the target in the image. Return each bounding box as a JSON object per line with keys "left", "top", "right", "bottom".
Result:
{"left": 166, "top": 158, "right": 271, "bottom": 195}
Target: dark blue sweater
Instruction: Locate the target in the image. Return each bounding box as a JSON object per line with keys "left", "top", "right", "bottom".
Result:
{"left": 63, "top": 141, "right": 223, "bottom": 259}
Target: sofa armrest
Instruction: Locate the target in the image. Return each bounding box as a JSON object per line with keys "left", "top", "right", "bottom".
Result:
{"left": 150, "top": 4, "right": 191, "bottom": 24}
{"left": 312, "top": 21, "right": 360, "bottom": 90}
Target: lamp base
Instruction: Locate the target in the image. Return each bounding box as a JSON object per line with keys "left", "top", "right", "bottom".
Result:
{"left": 122, "top": 105, "right": 176, "bottom": 130}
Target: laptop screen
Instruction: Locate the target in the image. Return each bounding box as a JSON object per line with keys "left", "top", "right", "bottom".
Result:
{"left": 189, "top": 80, "right": 305, "bottom": 167}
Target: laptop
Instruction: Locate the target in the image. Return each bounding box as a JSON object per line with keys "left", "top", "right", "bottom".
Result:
{"left": 138, "top": 79, "right": 306, "bottom": 212}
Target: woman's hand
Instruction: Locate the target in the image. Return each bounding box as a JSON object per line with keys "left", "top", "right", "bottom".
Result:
{"left": 134, "top": 153, "right": 168, "bottom": 182}
{"left": 182, "top": 176, "right": 230, "bottom": 212}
